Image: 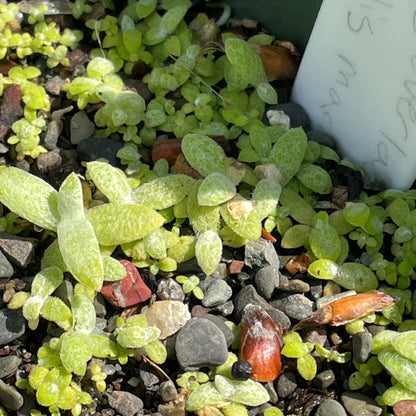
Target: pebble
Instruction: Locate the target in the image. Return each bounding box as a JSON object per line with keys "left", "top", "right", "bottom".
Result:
{"left": 276, "top": 372, "right": 297, "bottom": 398}
{"left": 0, "top": 355, "right": 21, "bottom": 378}
{"left": 16, "top": 394, "right": 36, "bottom": 416}
{"left": 141, "top": 300, "right": 191, "bottom": 339}
{"left": 265, "top": 102, "right": 311, "bottom": 130}
{"left": 0, "top": 309, "right": 26, "bottom": 345}
{"left": 244, "top": 239, "right": 280, "bottom": 270}
{"left": 306, "top": 130, "right": 337, "bottom": 148}
{"left": 0, "top": 249, "right": 13, "bottom": 279}
{"left": 43, "top": 119, "right": 62, "bottom": 149}
{"left": 302, "top": 328, "right": 328, "bottom": 346}
{"left": 70, "top": 110, "right": 96, "bottom": 145}
{"left": 315, "top": 399, "right": 347, "bottom": 416}
{"left": 158, "top": 380, "right": 178, "bottom": 402}
{"left": 0, "top": 378, "right": 24, "bottom": 411}
{"left": 316, "top": 290, "right": 357, "bottom": 309}
{"left": 36, "top": 149, "right": 62, "bottom": 172}
{"left": 157, "top": 401, "right": 186, "bottom": 416}
{"left": 107, "top": 390, "right": 144, "bottom": 416}
{"left": 271, "top": 294, "right": 314, "bottom": 320}
{"left": 309, "top": 280, "right": 323, "bottom": 300}
{"left": 77, "top": 136, "right": 123, "bottom": 166}
{"left": 44, "top": 75, "right": 67, "bottom": 95}
{"left": 394, "top": 400, "right": 416, "bottom": 416}
{"left": 199, "top": 314, "right": 234, "bottom": 346}
{"left": 202, "top": 279, "right": 232, "bottom": 307}
{"left": 313, "top": 370, "right": 336, "bottom": 390}
{"left": 211, "top": 300, "right": 234, "bottom": 316}
{"left": 341, "top": 392, "right": 382, "bottom": 416}
{"left": 175, "top": 317, "right": 228, "bottom": 370}
{"left": 0, "top": 233, "right": 37, "bottom": 268}
{"left": 279, "top": 278, "right": 310, "bottom": 293}
{"left": 0, "top": 143, "right": 8, "bottom": 154}
{"left": 139, "top": 362, "right": 160, "bottom": 391}
{"left": 157, "top": 278, "right": 185, "bottom": 302}
{"left": 352, "top": 332, "right": 373, "bottom": 363}
{"left": 255, "top": 266, "right": 279, "bottom": 299}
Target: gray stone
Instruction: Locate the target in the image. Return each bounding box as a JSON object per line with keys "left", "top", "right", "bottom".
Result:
{"left": 139, "top": 362, "right": 160, "bottom": 391}
{"left": 313, "top": 370, "right": 336, "bottom": 390}
{"left": 306, "top": 130, "right": 337, "bottom": 148}
{"left": 279, "top": 279, "right": 310, "bottom": 293}
{"left": 16, "top": 394, "right": 36, "bottom": 416}
{"left": 352, "top": 332, "right": 373, "bottom": 363}
{"left": 0, "top": 378, "right": 24, "bottom": 411}
{"left": 244, "top": 239, "right": 280, "bottom": 270}
{"left": 0, "top": 233, "right": 37, "bottom": 268}
{"left": 157, "top": 278, "right": 185, "bottom": 302}
{"left": 77, "top": 136, "right": 123, "bottom": 167}
{"left": 255, "top": 266, "right": 279, "bottom": 299}
{"left": 309, "top": 280, "right": 323, "bottom": 300}
{"left": 271, "top": 294, "right": 314, "bottom": 320}
{"left": 36, "top": 149, "right": 62, "bottom": 172}
{"left": 199, "top": 314, "right": 234, "bottom": 346}
{"left": 0, "top": 309, "right": 26, "bottom": 345}
{"left": 70, "top": 110, "right": 95, "bottom": 145}
{"left": 211, "top": 300, "right": 234, "bottom": 316}
{"left": 175, "top": 318, "right": 228, "bottom": 370}
{"left": 202, "top": 279, "right": 232, "bottom": 307}
{"left": 0, "top": 143, "right": 9, "bottom": 154}
{"left": 0, "top": 249, "right": 13, "bottom": 279}
{"left": 276, "top": 372, "right": 297, "bottom": 398}
{"left": 316, "top": 290, "right": 357, "bottom": 309}
{"left": 107, "top": 390, "right": 144, "bottom": 416}
{"left": 0, "top": 355, "right": 21, "bottom": 378}
{"left": 315, "top": 399, "right": 347, "bottom": 416}
{"left": 341, "top": 392, "right": 382, "bottom": 416}
{"left": 158, "top": 380, "right": 178, "bottom": 402}
{"left": 302, "top": 328, "right": 328, "bottom": 347}
{"left": 265, "top": 102, "right": 311, "bottom": 130}
{"left": 44, "top": 119, "right": 62, "bottom": 149}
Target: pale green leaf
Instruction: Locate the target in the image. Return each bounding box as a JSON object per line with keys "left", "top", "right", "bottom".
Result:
{"left": 195, "top": 230, "right": 222, "bottom": 275}
{"left": 392, "top": 331, "right": 416, "bottom": 362}
{"left": 41, "top": 239, "right": 68, "bottom": 271}
{"left": 58, "top": 172, "right": 84, "bottom": 219}
{"left": 281, "top": 224, "right": 311, "bottom": 249}
{"left": 71, "top": 294, "right": 96, "bottom": 333}
{"left": 186, "top": 381, "right": 229, "bottom": 411}
{"left": 198, "top": 173, "right": 236, "bottom": 206}
{"left": 41, "top": 297, "right": 72, "bottom": 330}
{"left": 136, "top": 0, "right": 157, "bottom": 18}
{"left": 143, "top": 228, "right": 167, "bottom": 259}
{"left": 160, "top": 5, "right": 189, "bottom": 34}
{"left": 116, "top": 323, "right": 161, "bottom": 349}
{"left": 31, "top": 266, "right": 64, "bottom": 299}
{"left": 249, "top": 125, "right": 272, "bottom": 158}
{"left": 381, "top": 382, "right": 416, "bottom": 406}
{"left": 309, "top": 223, "right": 341, "bottom": 261}
{"left": 296, "top": 162, "right": 333, "bottom": 194}
{"left": 256, "top": 82, "right": 277, "bottom": 104}
{"left": 307, "top": 259, "right": 339, "bottom": 280}
{"left": 279, "top": 188, "right": 315, "bottom": 226}
{"left": 372, "top": 330, "right": 398, "bottom": 354}
{"left": 23, "top": 295, "right": 44, "bottom": 321}
{"left": 343, "top": 202, "right": 370, "bottom": 228}
{"left": 103, "top": 256, "right": 127, "bottom": 281}
{"left": 60, "top": 333, "right": 93, "bottom": 376}
{"left": 335, "top": 262, "right": 378, "bottom": 292}
{"left": 297, "top": 353, "right": 317, "bottom": 380}
{"left": 252, "top": 178, "right": 281, "bottom": 220}
{"left": 144, "top": 339, "right": 168, "bottom": 364}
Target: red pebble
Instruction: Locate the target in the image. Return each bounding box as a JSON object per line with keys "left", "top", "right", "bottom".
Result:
{"left": 100, "top": 260, "right": 152, "bottom": 308}
{"left": 394, "top": 400, "right": 416, "bottom": 416}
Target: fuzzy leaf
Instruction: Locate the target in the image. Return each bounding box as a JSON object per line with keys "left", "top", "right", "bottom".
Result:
{"left": 308, "top": 259, "right": 339, "bottom": 280}
{"left": 132, "top": 174, "right": 195, "bottom": 209}
{"left": 195, "top": 230, "right": 222, "bottom": 275}
{"left": 86, "top": 161, "right": 132, "bottom": 204}
{"left": 41, "top": 297, "right": 72, "bottom": 330}
{"left": 381, "top": 383, "right": 416, "bottom": 406}
{"left": 103, "top": 255, "right": 128, "bottom": 281}
{"left": 160, "top": 5, "right": 189, "bottom": 34}
{"left": 60, "top": 332, "right": 93, "bottom": 376}
{"left": 252, "top": 178, "right": 281, "bottom": 220}
{"left": 279, "top": 188, "right": 315, "bottom": 226}
{"left": 0, "top": 167, "right": 59, "bottom": 231}
{"left": 143, "top": 228, "right": 167, "bottom": 259}
{"left": 116, "top": 323, "right": 161, "bottom": 349}
{"left": 71, "top": 294, "right": 96, "bottom": 333}
{"left": 198, "top": 173, "right": 236, "bottom": 206}
{"left": 31, "top": 266, "right": 64, "bottom": 299}
{"left": 392, "top": 331, "right": 416, "bottom": 362}
{"left": 249, "top": 126, "right": 272, "bottom": 159}
{"left": 186, "top": 381, "right": 229, "bottom": 411}
{"left": 256, "top": 82, "right": 278, "bottom": 104}
{"left": 58, "top": 172, "right": 84, "bottom": 219}
{"left": 297, "top": 353, "right": 317, "bottom": 380}
{"left": 281, "top": 224, "right": 311, "bottom": 249}
{"left": 23, "top": 295, "right": 44, "bottom": 321}
{"left": 86, "top": 203, "right": 165, "bottom": 246}
{"left": 144, "top": 339, "right": 167, "bottom": 364}
{"left": 309, "top": 223, "right": 341, "bottom": 261}
{"left": 296, "top": 163, "right": 333, "bottom": 194}
{"left": 335, "top": 262, "right": 378, "bottom": 292}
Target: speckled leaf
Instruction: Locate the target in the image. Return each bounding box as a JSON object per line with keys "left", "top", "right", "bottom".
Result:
{"left": 252, "top": 179, "right": 281, "bottom": 220}
{"left": 86, "top": 203, "right": 165, "bottom": 246}
{"left": 343, "top": 202, "right": 370, "bottom": 228}
{"left": 0, "top": 167, "right": 59, "bottom": 231}
{"left": 382, "top": 383, "right": 416, "bottom": 406}
{"left": 249, "top": 126, "right": 271, "bottom": 159}
{"left": 335, "top": 262, "right": 378, "bottom": 292}
{"left": 86, "top": 161, "right": 131, "bottom": 204}
{"left": 392, "top": 331, "right": 416, "bottom": 362}
{"left": 308, "top": 259, "right": 339, "bottom": 280}
{"left": 378, "top": 347, "right": 416, "bottom": 393}
{"left": 195, "top": 230, "right": 222, "bottom": 275}
{"left": 198, "top": 172, "right": 236, "bottom": 206}
{"left": 132, "top": 174, "right": 195, "bottom": 209}
{"left": 60, "top": 332, "right": 93, "bottom": 376}
{"left": 167, "top": 235, "right": 196, "bottom": 263}
{"left": 103, "top": 255, "right": 127, "bottom": 281}
{"left": 255, "top": 82, "right": 277, "bottom": 104}
{"left": 41, "top": 240, "right": 68, "bottom": 271}
{"left": 57, "top": 218, "right": 104, "bottom": 291}
{"left": 115, "top": 323, "right": 161, "bottom": 349}
{"left": 387, "top": 198, "right": 410, "bottom": 227}
{"left": 143, "top": 228, "right": 167, "bottom": 259}
{"left": 186, "top": 381, "right": 228, "bottom": 411}
{"left": 372, "top": 330, "right": 398, "bottom": 354}
{"left": 268, "top": 128, "right": 308, "bottom": 186}
{"left": 181, "top": 133, "right": 227, "bottom": 176}
{"left": 144, "top": 339, "right": 167, "bottom": 364}
{"left": 71, "top": 294, "right": 96, "bottom": 333}
{"left": 23, "top": 295, "right": 44, "bottom": 321}
{"left": 309, "top": 223, "right": 341, "bottom": 261}
{"left": 281, "top": 224, "right": 311, "bottom": 249}
{"left": 296, "top": 163, "right": 333, "bottom": 194}
{"left": 136, "top": 0, "right": 157, "bottom": 18}
{"left": 281, "top": 340, "right": 309, "bottom": 358}
{"left": 41, "top": 297, "right": 72, "bottom": 330}
{"left": 91, "top": 334, "right": 118, "bottom": 359}
{"left": 58, "top": 173, "right": 84, "bottom": 219}
{"left": 297, "top": 353, "right": 317, "bottom": 380}
{"left": 279, "top": 188, "right": 315, "bottom": 226}
{"left": 160, "top": 5, "right": 189, "bottom": 34}
{"left": 31, "top": 266, "right": 64, "bottom": 298}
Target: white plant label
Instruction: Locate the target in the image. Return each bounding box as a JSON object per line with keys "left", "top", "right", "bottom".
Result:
{"left": 291, "top": 0, "right": 416, "bottom": 190}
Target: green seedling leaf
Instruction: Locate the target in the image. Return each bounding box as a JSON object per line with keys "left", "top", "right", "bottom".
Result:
{"left": 281, "top": 224, "right": 311, "bottom": 249}
{"left": 343, "top": 202, "right": 370, "bottom": 228}
{"left": 297, "top": 353, "right": 317, "bottom": 380}
{"left": 387, "top": 198, "right": 410, "bottom": 227}
{"left": 334, "top": 262, "right": 378, "bottom": 292}
{"left": 41, "top": 297, "right": 72, "bottom": 330}
{"left": 143, "top": 228, "right": 167, "bottom": 259}
{"left": 137, "top": 0, "right": 157, "bottom": 17}
{"left": 195, "top": 230, "right": 222, "bottom": 275}
{"left": 168, "top": 235, "right": 196, "bottom": 263}
{"left": 41, "top": 239, "right": 68, "bottom": 271}
{"left": 132, "top": 174, "right": 195, "bottom": 209}
{"left": 115, "top": 321, "right": 161, "bottom": 349}
{"left": 268, "top": 128, "right": 308, "bottom": 186}
{"left": 71, "top": 294, "right": 96, "bottom": 333}
{"left": 0, "top": 167, "right": 59, "bottom": 231}
{"left": 249, "top": 125, "right": 272, "bottom": 159}
{"left": 58, "top": 218, "right": 103, "bottom": 290}
{"left": 328, "top": 210, "right": 355, "bottom": 235}
{"left": 160, "top": 5, "right": 189, "bottom": 34}
{"left": 378, "top": 347, "right": 416, "bottom": 393}
{"left": 86, "top": 203, "right": 165, "bottom": 246}
{"left": 37, "top": 345, "right": 62, "bottom": 368}
{"left": 296, "top": 163, "right": 333, "bottom": 194}
{"left": 279, "top": 188, "right": 315, "bottom": 226}
{"left": 392, "top": 331, "right": 416, "bottom": 362}
{"left": 31, "top": 266, "right": 64, "bottom": 299}
{"left": 252, "top": 178, "right": 282, "bottom": 220}
{"left": 256, "top": 82, "right": 278, "bottom": 104}
{"left": 58, "top": 172, "right": 84, "bottom": 219}
{"left": 186, "top": 381, "right": 229, "bottom": 411}
{"left": 309, "top": 222, "right": 341, "bottom": 261}
{"left": 281, "top": 340, "right": 309, "bottom": 358}
{"left": 198, "top": 173, "right": 236, "bottom": 206}
{"left": 86, "top": 161, "right": 132, "bottom": 204}
{"left": 182, "top": 133, "right": 227, "bottom": 176}
{"left": 23, "top": 295, "right": 44, "bottom": 322}
{"left": 381, "top": 382, "right": 416, "bottom": 406}
{"left": 308, "top": 259, "right": 339, "bottom": 280}
{"left": 103, "top": 256, "right": 128, "bottom": 281}
{"left": 91, "top": 334, "right": 118, "bottom": 359}
{"left": 60, "top": 332, "right": 93, "bottom": 376}
{"left": 144, "top": 339, "right": 168, "bottom": 364}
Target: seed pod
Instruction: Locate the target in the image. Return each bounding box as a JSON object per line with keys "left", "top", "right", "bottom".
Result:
{"left": 239, "top": 304, "right": 283, "bottom": 382}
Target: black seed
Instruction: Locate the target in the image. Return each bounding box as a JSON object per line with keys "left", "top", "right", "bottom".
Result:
{"left": 232, "top": 359, "right": 252, "bottom": 381}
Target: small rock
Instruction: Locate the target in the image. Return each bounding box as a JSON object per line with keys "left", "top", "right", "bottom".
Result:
{"left": 139, "top": 362, "right": 160, "bottom": 391}
{"left": 352, "top": 332, "right": 373, "bottom": 363}
{"left": 322, "top": 281, "right": 343, "bottom": 298}
{"left": 158, "top": 380, "right": 178, "bottom": 402}
{"left": 313, "top": 370, "right": 336, "bottom": 390}
{"left": 70, "top": 111, "right": 95, "bottom": 145}
{"left": 394, "top": 399, "right": 416, "bottom": 416}
{"left": 0, "top": 250, "right": 13, "bottom": 279}
{"left": 309, "top": 280, "right": 323, "bottom": 300}
{"left": 228, "top": 259, "right": 245, "bottom": 274}
{"left": 157, "top": 400, "right": 186, "bottom": 416}
{"left": 316, "top": 290, "right": 357, "bottom": 309}
{"left": 44, "top": 75, "right": 67, "bottom": 95}
{"left": 77, "top": 136, "right": 123, "bottom": 166}
{"left": 315, "top": 398, "right": 347, "bottom": 416}
{"left": 36, "top": 149, "right": 62, "bottom": 172}
{"left": 0, "top": 378, "right": 24, "bottom": 411}
{"left": 302, "top": 328, "right": 328, "bottom": 346}
{"left": 0, "top": 233, "right": 37, "bottom": 268}
{"left": 175, "top": 318, "right": 228, "bottom": 370}
{"left": 255, "top": 266, "right": 279, "bottom": 299}
{"left": 157, "top": 278, "right": 185, "bottom": 302}
{"left": 211, "top": 300, "right": 234, "bottom": 316}
{"left": 279, "top": 278, "right": 310, "bottom": 293}
{"left": 0, "top": 143, "right": 9, "bottom": 154}
{"left": 16, "top": 394, "right": 35, "bottom": 416}
{"left": 0, "top": 309, "right": 25, "bottom": 345}
{"left": 141, "top": 300, "right": 191, "bottom": 339}
{"left": 43, "top": 119, "right": 62, "bottom": 149}
{"left": 306, "top": 130, "right": 337, "bottom": 148}
{"left": 0, "top": 355, "right": 21, "bottom": 378}
{"left": 244, "top": 239, "right": 280, "bottom": 270}
{"left": 199, "top": 314, "right": 234, "bottom": 346}
{"left": 271, "top": 294, "right": 314, "bottom": 320}
{"left": 265, "top": 102, "right": 311, "bottom": 130}
{"left": 202, "top": 279, "right": 232, "bottom": 307}
{"left": 341, "top": 392, "right": 382, "bottom": 416}
{"left": 107, "top": 391, "right": 144, "bottom": 416}
{"left": 276, "top": 372, "right": 297, "bottom": 398}
{"left": 210, "top": 262, "right": 228, "bottom": 279}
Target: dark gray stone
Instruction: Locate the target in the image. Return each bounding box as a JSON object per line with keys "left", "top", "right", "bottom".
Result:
{"left": 202, "top": 279, "right": 232, "bottom": 307}
{"left": 255, "top": 266, "right": 279, "bottom": 299}
{"left": 266, "top": 102, "right": 311, "bottom": 130}
{"left": 44, "top": 119, "right": 62, "bottom": 149}
{"left": 0, "top": 378, "right": 24, "bottom": 411}
{"left": 315, "top": 399, "right": 347, "bottom": 416}
{"left": 352, "top": 332, "right": 373, "bottom": 363}
{"left": 139, "top": 362, "right": 160, "bottom": 391}
{"left": 244, "top": 239, "right": 280, "bottom": 270}
{"left": 211, "top": 300, "right": 234, "bottom": 316}
{"left": 313, "top": 370, "right": 336, "bottom": 390}
{"left": 107, "top": 390, "right": 144, "bottom": 416}
{"left": 276, "top": 372, "right": 297, "bottom": 398}
{"left": 77, "top": 136, "right": 123, "bottom": 166}
{"left": 271, "top": 294, "right": 314, "bottom": 320}
{"left": 175, "top": 318, "right": 228, "bottom": 370}
{"left": 158, "top": 380, "right": 178, "bottom": 403}
{"left": 16, "top": 394, "right": 36, "bottom": 416}
{"left": 70, "top": 110, "right": 95, "bottom": 145}
{"left": 0, "top": 355, "right": 21, "bottom": 378}
{"left": 309, "top": 280, "right": 323, "bottom": 300}
{"left": 199, "top": 314, "right": 234, "bottom": 346}
{"left": 341, "top": 392, "right": 382, "bottom": 416}
{"left": 0, "top": 249, "right": 13, "bottom": 279}
{"left": 0, "top": 309, "right": 26, "bottom": 345}
{"left": 306, "top": 130, "right": 337, "bottom": 148}
{"left": 0, "top": 233, "right": 37, "bottom": 268}
{"left": 157, "top": 278, "right": 185, "bottom": 302}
